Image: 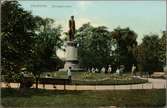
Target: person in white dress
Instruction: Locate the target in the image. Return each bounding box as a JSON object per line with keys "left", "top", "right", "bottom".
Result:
{"left": 108, "top": 65, "right": 112, "bottom": 73}
{"left": 101, "top": 67, "right": 105, "bottom": 73}
{"left": 95, "top": 68, "right": 98, "bottom": 73}
{"left": 116, "top": 68, "right": 120, "bottom": 75}
{"left": 91, "top": 67, "right": 95, "bottom": 73}
{"left": 131, "top": 64, "right": 136, "bottom": 76}
{"left": 67, "top": 67, "right": 72, "bottom": 80}
{"left": 88, "top": 68, "right": 91, "bottom": 72}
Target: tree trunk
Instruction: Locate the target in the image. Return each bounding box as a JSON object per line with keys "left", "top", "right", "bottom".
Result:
{"left": 35, "top": 77, "right": 39, "bottom": 89}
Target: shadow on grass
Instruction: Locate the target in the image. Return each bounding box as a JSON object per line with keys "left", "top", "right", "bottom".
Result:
{"left": 1, "top": 88, "right": 166, "bottom": 108}
{"left": 1, "top": 88, "right": 83, "bottom": 98}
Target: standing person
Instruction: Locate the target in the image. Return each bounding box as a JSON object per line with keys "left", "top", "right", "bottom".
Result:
{"left": 131, "top": 64, "right": 136, "bottom": 76}
{"left": 108, "top": 65, "right": 112, "bottom": 73}
{"left": 67, "top": 67, "right": 72, "bottom": 80}
{"left": 88, "top": 68, "right": 91, "bottom": 72}
{"left": 101, "top": 67, "right": 105, "bottom": 73}
{"left": 95, "top": 68, "right": 98, "bottom": 73}
{"left": 116, "top": 68, "right": 120, "bottom": 75}
{"left": 91, "top": 67, "right": 95, "bottom": 73}
{"left": 120, "top": 65, "right": 125, "bottom": 75}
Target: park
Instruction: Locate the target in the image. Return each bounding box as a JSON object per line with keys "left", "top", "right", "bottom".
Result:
{"left": 1, "top": 1, "right": 166, "bottom": 108}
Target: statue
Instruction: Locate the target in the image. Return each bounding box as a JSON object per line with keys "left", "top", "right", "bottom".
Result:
{"left": 68, "top": 16, "right": 75, "bottom": 41}
{"left": 59, "top": 15, "right": 84, "bottom": 72}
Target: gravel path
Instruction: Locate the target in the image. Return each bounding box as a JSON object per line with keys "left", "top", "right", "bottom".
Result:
{"left": 1, "top": 78, "right": 166, "bottom": 90}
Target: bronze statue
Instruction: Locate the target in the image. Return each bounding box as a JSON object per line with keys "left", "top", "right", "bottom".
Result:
{"left": 68, "top": 16, "right": 75, "bottom": 41}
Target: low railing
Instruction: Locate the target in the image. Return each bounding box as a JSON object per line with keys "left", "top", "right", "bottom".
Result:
{"left": 39, "top": 77, "right": 71, "bottom": 90}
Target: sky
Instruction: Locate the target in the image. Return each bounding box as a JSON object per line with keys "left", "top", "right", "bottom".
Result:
{"left": 19, "top": 1, "right": 166, "bottom": 58}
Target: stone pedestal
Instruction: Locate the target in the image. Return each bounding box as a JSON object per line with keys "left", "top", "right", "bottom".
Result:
{"left": 59, "top": 41, "right": 84, "bottom": 72}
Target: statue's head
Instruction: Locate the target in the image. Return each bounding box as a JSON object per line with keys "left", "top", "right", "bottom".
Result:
{"left": 71, "top": 16, "right": 74, "bottom": 20}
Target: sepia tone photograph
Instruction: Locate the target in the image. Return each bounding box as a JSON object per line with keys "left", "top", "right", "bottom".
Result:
{"left": 1, "top": 0, "right": 166, "bottom": 108}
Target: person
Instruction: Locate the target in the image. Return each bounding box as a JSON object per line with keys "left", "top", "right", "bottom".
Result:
{"left": 67, "top": 67, "right": 72, "bottom": 80}
{"left": 95, "top": 68, "right": 98, "bottom": 73}
{"left": 108, "top": 65, "right": 112, "bottom": 73}
{"left": 131, "top": 64, "right": 136, "bottom": 76}
{"left": 116, "top": 68, "right": 120, "bottom": 75}
{"left": 45, "top": 74, "right": 51, "bottom": 78}
{"left": 88, "top": 68, "right": 91, "bottom": 72}
{"left": 101, "top": 67, "right": 105, "bottom": 73}
{"left": 120, "top": 65, "right": 125, "bottom": 74}
{"left": 91, "top": 67, "right": 95, "bottom": 73}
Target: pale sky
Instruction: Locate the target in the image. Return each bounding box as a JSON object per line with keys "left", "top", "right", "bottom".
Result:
{"left": 19, "top": 1, "right": 166, "bottom": 59}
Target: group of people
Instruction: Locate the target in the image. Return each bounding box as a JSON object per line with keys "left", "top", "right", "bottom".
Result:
{"left": 87, "top": 64, "right": 137, "bottom": 76}
{"left": 88, "top": 65, "right": 113, "bottom": 73}
{"left": 87, "top": 65, "right": 125, "bottom": 75}
{"left": 67, "top": 64, "right": 137, "bottom": 80}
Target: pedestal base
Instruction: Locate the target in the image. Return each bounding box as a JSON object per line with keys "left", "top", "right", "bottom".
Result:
{"left": 59, "top": 41, "right": 85, "bottom": 72}
{"left": 64, "top": 60, "right": 79, "bottom": 69}
{"left": 59, "top": 61, "right": 85, "bottom": 72}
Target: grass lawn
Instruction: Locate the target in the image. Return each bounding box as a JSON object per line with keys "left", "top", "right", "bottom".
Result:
{"left": 41, "top": 72, "right": 148, "bottom": 85}
{"left": 1, "top": 88, "right": 166, "bottom": 108}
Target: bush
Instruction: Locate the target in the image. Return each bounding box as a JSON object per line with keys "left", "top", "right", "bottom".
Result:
{"left": 72, "top": 77, "right": 148, "bottom": 85}
{"left": 20, "top": 77, "right": 34, "bottom": 88}
{"left": 81, "top": 72, "right": 96, "bottom": 80}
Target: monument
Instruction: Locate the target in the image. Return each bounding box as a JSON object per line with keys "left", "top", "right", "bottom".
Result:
{"left": 60, "top": 16, "right": 83, "bottom": 72}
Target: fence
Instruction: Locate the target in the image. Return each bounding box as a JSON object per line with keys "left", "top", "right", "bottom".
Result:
{"left": 1, "top": 82, "right": 166, "bottom": 90}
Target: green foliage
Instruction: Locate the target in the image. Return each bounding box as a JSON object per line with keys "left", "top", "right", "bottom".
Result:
{"left": 1, "top": 1, "right": 63, "bottom": 88}
{"left": 51, "top": 71, "right": 147, "bottom": 85}
{"left": 19, "top": 77, "right": 34, "bottom": 89}
{"left": 2, "top": 1, "right": 165, "bottom": 85}
{"left": 73, "top": 78, "right": 147, "bottom": 85}
{"left": 33, "top": 18, "right": 63, "bottom": 58}
{"left": 1, "top": 1, "right": 37, "bottom": 80}
{"left": 76, "top": 23, "right": 113, "bottom": 69}
{"left": 137, "top": 32, "right": 166, "bottom": 72}
{"left": 27, "top": 17, "right": 63, "bottom": 72}
{"left": 26, "top": 17, "right": 63, "bottom": 88}
{"left": 159, "top": 31, "right": 166, "bottom": 66}
{"left": 76, "top": 24, "right": 138, "bottom": 71}
{"left": 111, "top": 27, "right": 138, "bottom": 71}
{"left": 81, "top": 72, "right": 96, "bottom": 79}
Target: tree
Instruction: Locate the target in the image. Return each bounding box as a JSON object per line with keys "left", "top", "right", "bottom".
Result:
{"left": 1, "top": 1, "right": 63, "bottom": 89}
{"left": 75, "top": 23, "right": 113, "bottom": 71}
{"left": 111, "top": 27, "right": 138, "bottom": 71}
{"left": 90, "top": 26, "right": 113, "bottom": 69}
{"left": 1, "top": 1, "right": 37, "bottom": 82}
{"left": 27, "top": 17, "right": 63, "bottom": 88}
{"left": 137, "top": 34, "right": 162, "bottom": 73}
{"left": 75, "top": 23, "right": 94, "bottom": 68}
{"left": 159, "top": 31, "right": 166, "bottom": 67}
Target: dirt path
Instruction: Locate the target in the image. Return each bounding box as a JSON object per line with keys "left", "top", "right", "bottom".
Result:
{"left": 1, "top": 78, "right": 166, "bottom": 90}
